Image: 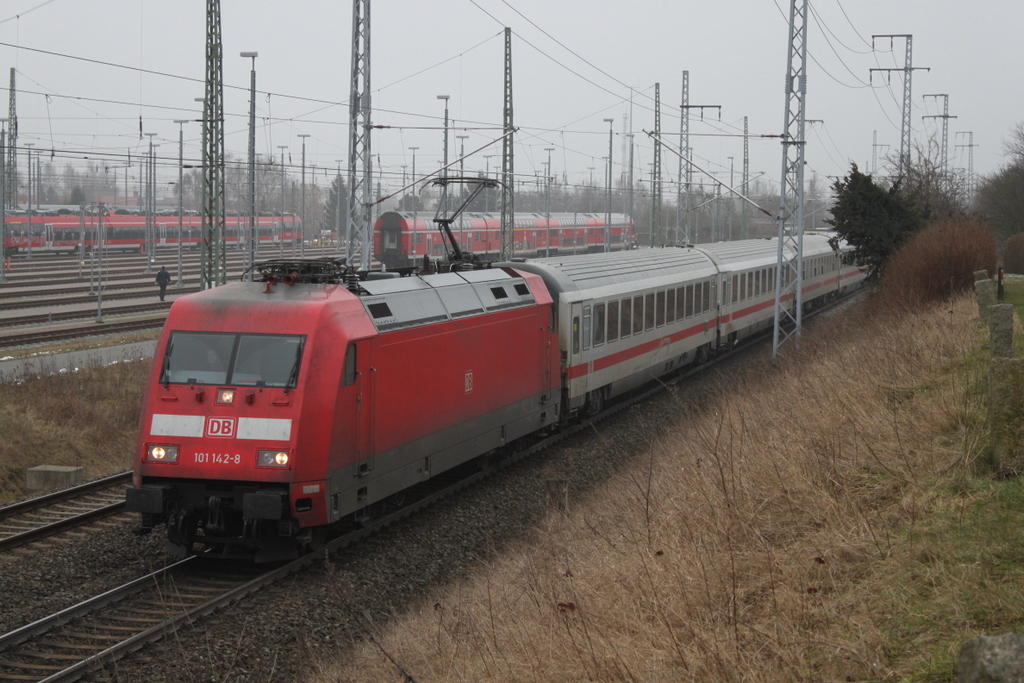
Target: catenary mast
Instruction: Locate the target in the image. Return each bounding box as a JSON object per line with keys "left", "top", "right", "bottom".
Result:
{"left": 771, "top": 0, "right": 808, "bottom": 357}
{"left": 201, "top": 0, "right": 227, "bottom": 288}
{"left": 346, "top": 0, "right": 372, "bottom": 270}
{"left": 500, "top": 27, "right": 515, "bottom": 260}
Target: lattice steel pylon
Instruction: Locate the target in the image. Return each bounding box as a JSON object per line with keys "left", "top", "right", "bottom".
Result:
{"left": 676, "top": 72, "right": 687, "bottom": 244}
{"left": 500, "top": 27, "right": 515, "bottom": 260}
{"left": 870, "top": 35, "right": 927, "bottom": 178}
{"left": 772, "top": 0, "right": 808, "bottom": 358}
{"left": 651, "top": 82, "right": 662, "bottom": 247}
{"left": 923, "top": 93, "right": 955, "bottom": 181}
{"left": 346, "top": 0, "right": 372, "bottom": 270}
{"left": 201, "top": 0, "right": 227, "bottom": 288}
{"left": 742, "top": 116, "right": 749, "bottom": 239}
{"left": 6, "top": 68, "right": 16, "bottom": 210}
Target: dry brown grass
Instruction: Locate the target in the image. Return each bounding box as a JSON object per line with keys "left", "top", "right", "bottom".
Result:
{"left": 0, "top": 360, "right": 147, "bottom": 503}
{"left": 313, "top": 296, "right": 1000, "bottom": 682}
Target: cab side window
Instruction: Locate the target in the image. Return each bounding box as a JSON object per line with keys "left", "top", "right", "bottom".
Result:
{"left": 343, "top": 343, "right": 357, "bottom": 386}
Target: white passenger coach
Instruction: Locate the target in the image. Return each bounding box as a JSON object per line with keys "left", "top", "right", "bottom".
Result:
{"left": 507, "top": 233, "right": 865, "bottom": 417}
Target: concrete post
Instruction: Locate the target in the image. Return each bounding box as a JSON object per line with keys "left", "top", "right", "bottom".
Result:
{"left": 990, "top": 304, "right": 1014, "bottom": 359}
{"left": 974, "top": 269, "right": 989, "bottom": 282}
{"left": 975, "top": 279, "right": 996, "bottom": 324}
{"left": 988, "top": 357, "right": 1024, "bottom": 473}
{"left": 27, "top": 465, "right": 84, "bottom": 491}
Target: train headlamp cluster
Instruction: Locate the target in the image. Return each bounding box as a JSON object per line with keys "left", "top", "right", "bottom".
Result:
{"left": 216, "top": 389, "right": 236, "bottom": 404}
{"left": 146, "top": 445, "right": 179, "bottom": 463}
{"left": 257, "top": 450, "right": 290, "bottom": 468}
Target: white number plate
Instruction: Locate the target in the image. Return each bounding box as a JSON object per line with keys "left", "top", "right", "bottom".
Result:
{"left": 194, "top": 452, "right": 242, "bottom": 465}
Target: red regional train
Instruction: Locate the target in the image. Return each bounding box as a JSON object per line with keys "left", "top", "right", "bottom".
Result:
{"left": 126, "top": 234, "right": 865, "bottom": 561}
{"left": 374, "top": 211, "right": 636, "bottom": 270}
{"left": 2, "top": 211, "right": 302, "bottom": 256}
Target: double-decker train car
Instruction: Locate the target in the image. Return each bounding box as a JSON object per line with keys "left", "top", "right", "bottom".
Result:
{"left": 374, "top": 211, "right": 636, "bottom": 270}
{"left": 127, "top": 235, "right": 865, "bottom": 561}
{"left": 2, "top": 212, "right": 302, "bottom": 256}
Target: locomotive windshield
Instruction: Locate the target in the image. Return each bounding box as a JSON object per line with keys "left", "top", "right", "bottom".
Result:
{"left": 161, "top": 332, "right": 305, "bottom": 388}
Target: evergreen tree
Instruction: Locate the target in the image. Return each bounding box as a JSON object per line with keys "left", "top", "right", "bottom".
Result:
{"left": 826, "top": 163, "right": 925, "bottom": 278}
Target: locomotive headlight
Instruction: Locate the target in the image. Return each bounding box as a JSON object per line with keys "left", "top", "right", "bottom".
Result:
{"left": 257, "top": 450, "right": 290, "bottom": 468}
{"left": 216, "top": 389, "right": 235, "bottom": 404}
{"left": 146, "top": 445, "right": 179, "bottom": 463}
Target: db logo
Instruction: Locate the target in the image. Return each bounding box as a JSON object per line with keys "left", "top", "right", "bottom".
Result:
{"left": 205, "top": 417, "right": 237, "bottom": 438}
{"left": 464, "top": 371, "right": 473, "bottom": 393}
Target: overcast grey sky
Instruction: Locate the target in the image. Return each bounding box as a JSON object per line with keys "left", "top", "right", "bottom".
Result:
{"left": 0, "top": 0, "right": 1018, "bottom": 204}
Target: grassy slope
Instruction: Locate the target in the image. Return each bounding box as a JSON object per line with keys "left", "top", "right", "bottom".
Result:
{"left": 0, "top": 360, "right": 148, "bottom": 503}
{"left": 314, "top": 295, "right": 1024, "bottom": 683}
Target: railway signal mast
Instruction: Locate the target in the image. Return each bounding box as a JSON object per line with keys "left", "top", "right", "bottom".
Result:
{"left": 346, "top": 0, "right": 373, "bottom": 271}
{"left": 771, "top": 0, "right": 808, "bottom": 357}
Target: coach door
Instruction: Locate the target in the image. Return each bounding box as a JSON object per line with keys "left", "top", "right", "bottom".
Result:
{"left": 44, "top": 223, "right": 54, "bottom": 249}
{"left": 570, "top": 301, "right": 587, "bottom": 401}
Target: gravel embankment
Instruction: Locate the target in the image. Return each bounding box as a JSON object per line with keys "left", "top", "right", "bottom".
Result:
{"left": 0, "top": 516, "right": 170, "bottom": 634}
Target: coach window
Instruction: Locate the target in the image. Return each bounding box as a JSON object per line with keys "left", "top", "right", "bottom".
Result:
{"left": 607, "top": 301, "right": 619, "bottom": 342}
{"left": 633, "top": 296, "right": 645, "bottom": 335}
{"left": 582, "top": 306, "right": 592, "bottom": 351}
{"left": 646, "top": 293, "right": 656, "bottom": 330}
{"left": 685, "top": 285, "right": 694, "bottom": 318}
{"left": 702, "top": 281, "right": 711, "bottom": 312}
{"left": 620, "top": 298, "right": 632, "bottom": 339}
{"left": 675, "top": 287, "right": 685, "bottom": 320}
{"left": 572, "top": 316, "right": 580, "bottom": 355}
{"left": 732, "top": 275, "right": 738, "bottom": 303}
{"left": 594, "top": 303, "right": 606, "bottom": 346}
{"left": 655, "top": 291, "right": 666, "bottom": 327}
{"left": 666, "top": 289, "right": 676, "bottom": 324}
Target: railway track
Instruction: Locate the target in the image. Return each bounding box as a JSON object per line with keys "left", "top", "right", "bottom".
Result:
{"left": 0, "top": 317, "right": 167, "bottom": 349}
{"left": 0, "top": 302, "right": 171, "bottom": 330}
{"left": 0, "top": 473, "right": 131, "bottom": 554}
{"left": 0, "top": 287, "right": 202, "bottom": 310}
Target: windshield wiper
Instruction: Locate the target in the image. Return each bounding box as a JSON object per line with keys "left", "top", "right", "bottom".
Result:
{"left": 284, "top": 346, "right": 303, "bottom": 393}
{"left": 162, "top": 342, "right": 174, "bottom": 388}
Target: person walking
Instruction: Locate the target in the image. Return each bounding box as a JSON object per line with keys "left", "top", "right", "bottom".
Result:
{"left": 156, "top": 266, "right": 171, "bottom": 301}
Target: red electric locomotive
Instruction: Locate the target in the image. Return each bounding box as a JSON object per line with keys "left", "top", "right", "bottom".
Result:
{"left": 127, "top": 259, "right": 559, "bottom": 561}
